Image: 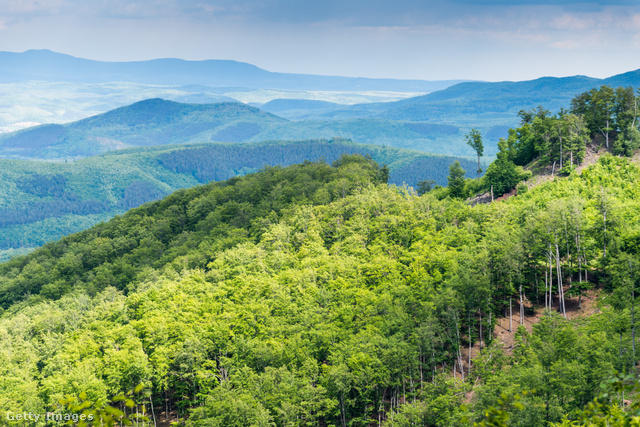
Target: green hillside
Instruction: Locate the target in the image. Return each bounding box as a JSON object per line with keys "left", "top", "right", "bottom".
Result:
{"left": 0, "top": 138, "right": 480, "bottom": 258}
{"left": 0, "top": 153, "right": 639, "bottom": 426}
{"left": 0, "top": 99, "right": 289, "bottom": 159}
{"left": 0, "top": 98, "right": 485, "bottom": 159}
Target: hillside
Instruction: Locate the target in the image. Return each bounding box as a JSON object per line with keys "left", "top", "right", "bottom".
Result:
{"left": 278, "top": 71, "right": 640, "bottom": 143}
{"left": 0, "top": 153, "right": 639, "bottom": 426}
{"left": 0, "top": 98, "right": 490, "bottom": 159}
{"left": 4, "top": 52, "right": 640, "bottom": 162}
{"left": 0, "top": 99, "right": 288, "bottom": 158}
{"left": 0, "top": 138, "right": 479, "bottom": 258}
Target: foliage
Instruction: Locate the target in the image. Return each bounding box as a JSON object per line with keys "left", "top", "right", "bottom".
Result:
{"left": 0, "top": 153, "right": 639, "bottom": 426}
{"left": 57, "top": 385, "right": 149, "bottom": 427}
{"left": 0, "top": 139, "right": 476, "bottom": 253}
{"left": 466, "top": 128, "right": 485, "bottom": 178}
{"left": 448, "top": 160, "right": 467, "bottom": 198}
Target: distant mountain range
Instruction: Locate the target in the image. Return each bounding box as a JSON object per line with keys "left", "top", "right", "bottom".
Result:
{"left": 0, "top": 49, "right": 464, "bottom": 92}
{"left": 2, "top": 50, "right": 640, "bottom": 159}
{"left": 0, "top": 99, "right": 473, "bottom": 158}
{"left": 282, "top": 72, "right": 640, "bottom": 124}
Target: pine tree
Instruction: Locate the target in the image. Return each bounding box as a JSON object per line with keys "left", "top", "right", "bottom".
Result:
{"left": 447, "top": 161, "right": 467, "bottom": 199}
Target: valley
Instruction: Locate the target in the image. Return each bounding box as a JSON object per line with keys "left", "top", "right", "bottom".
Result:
{"left": 0, "top": 138, "right": 480, "bottom": 259}
{"left": 1, "top": 49, "right": 640, "bottom": 427}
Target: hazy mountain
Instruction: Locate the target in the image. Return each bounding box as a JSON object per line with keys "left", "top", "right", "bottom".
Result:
{"left": 0, "top": 99, "right": 477, "bottom": 159}
{"left": 0, "top": 99, "right": 288, "bottom": 158}
{"left": 278, "top": 71, "right": 640, "bottom": 127}
{"left": 0, "top": 49, "right": 464, "bottom": 92}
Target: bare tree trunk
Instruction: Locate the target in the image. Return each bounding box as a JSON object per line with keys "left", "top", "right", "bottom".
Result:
{"left": 458, "top": 348, "right": 465, "bottom": 382}
{"left": 488, "top": 309, "right": 492, "bottom": 344}
{"left": 509, "top": 296, "right": 512, "bottom": 332}
{"left": 479, "top": 310, "right": 483, "bottom": 350}
{"left": 631, "top": 259, "right": 636, "bottom": 367}
{"left": 519, "top": 283, "right": 524, "bottom": 326}
{"left": 584, "top": 245, "right": 588, "bottom": 283}
{"left": 599, "top": 120, "right": 610, "bottom": 148}
{"left": 633, "top": 287, "right": 636, "bottom": 366}
{"left": 570, "top": 150, "right": 573, "bottom": 169}
{"left": 548, "top": 247, "right": 554, "bottom": 310}
{"left": 545, "top": 269, "right": 549, "bottom": 310}
{"left": 468, "top": 311, "right": 472, "bottom": 372}
{"left": 603, "top": 209, "right": 607, "bottom": 261}
{"left": 579, "top": 290, "right": 582, "bottom": 310}
{"left": 555, "top": 242, "right": 566, "bottom": 318}
{"left": 576, "top": 232, "right": 582, "bottom": 284}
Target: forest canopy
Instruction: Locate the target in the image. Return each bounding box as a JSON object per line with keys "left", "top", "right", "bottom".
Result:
{"left": 1, "top": 149, "right": 640, "bottom": 425}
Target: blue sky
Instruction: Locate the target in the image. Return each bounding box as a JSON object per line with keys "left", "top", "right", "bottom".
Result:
{"left": 1, "top": 0, "right": 639, "bottom": 81}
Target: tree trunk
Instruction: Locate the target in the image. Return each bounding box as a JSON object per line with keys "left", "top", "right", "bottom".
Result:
{"left": 509, "top": 297, "right": 512, "bottom": 332}
{"left": 603, "top": 209, "right": 607, "bottom": 262}
{"left": 519, "top": 283, "right": 524, "bottom": 326}
{"left": 479, "top": 310, "right": 483, "bottom": 350}
{"left": 570, "top": 150, "right": 573, "bottom": 169}
{"left": 544, "top": 269, "right": 548, "bottom": 310}
{"left": 584, "top": 246, "right": 588, "bottom": 283}
{"left": 468, "top": 311, "right": 472, "bottom": 372}
{"left": 548, "top": 248, "right": 554, "bottom": 309}
{"left": 632, "top": 262, "right": 636, "bottom": 367}
{"left": 555, "top": 242, "right": 566, "bottom": 318}
{"left": 576, "top": 231, "right": 582, "bottom": 284}
{"left": 579, "top": 291, "right": 582, "bottom": 310}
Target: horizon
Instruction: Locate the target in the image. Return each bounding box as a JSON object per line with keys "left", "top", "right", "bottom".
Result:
{"left": 1, "top": 47, "right": 633, "bottom": 85}
{"left": 1, "top": 1, "right": 639, "bottom": 82}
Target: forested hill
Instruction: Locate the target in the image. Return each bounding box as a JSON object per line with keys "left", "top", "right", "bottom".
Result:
{"left": 0, "top": 138, "right": 478, "bottom": 256}
{"left": 0, "top": 99, "right": 288, "bottom": 159}
{"left": 0, "top": 97, "right": 480, "bottom": 159}
{"left": 1, "top": 152, "right": 640, "bottom": 426}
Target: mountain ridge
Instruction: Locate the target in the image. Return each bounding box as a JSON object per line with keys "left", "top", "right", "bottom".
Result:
{"left": 0, "top": 49, "right": 464, "bottom": 92}
{"left": 0, "top": 137, "right": 481, "bottom": 256}
{"left": 0, "top": 98, "right": 478, "bottom": 159}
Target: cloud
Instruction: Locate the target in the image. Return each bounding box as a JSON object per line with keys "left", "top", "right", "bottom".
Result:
{"left": 1, "top": 0, "right": 639, "bottom": 81}
{"left": 0, "top": 0, "right": 69, "bottom": 16}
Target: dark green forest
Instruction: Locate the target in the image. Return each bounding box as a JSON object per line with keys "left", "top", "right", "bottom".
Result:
{"left": 0, "top": 138, "right": 477, "bottom": 255}
{"left": 2, "top": 85, "right": 640, "bottom": 426}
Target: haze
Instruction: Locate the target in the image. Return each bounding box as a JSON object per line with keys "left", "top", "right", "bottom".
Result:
{"left": 1, "top": 0, "right": 640, "bottom": 81}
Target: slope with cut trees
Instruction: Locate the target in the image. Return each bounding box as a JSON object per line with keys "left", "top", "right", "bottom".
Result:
{"left": 1, "top": 152, "right": 640, "bottom": 426}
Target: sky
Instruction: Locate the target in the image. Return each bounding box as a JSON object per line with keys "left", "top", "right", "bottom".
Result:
{"left": 1, "top": 0, "right": 640, "bottom": 82}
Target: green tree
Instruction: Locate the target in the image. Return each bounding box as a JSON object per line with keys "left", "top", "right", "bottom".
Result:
{"left": 417, "top": 179, "right": 436, "bottom": 195}
{"left": 447, "top": 161, "right": 467, "bottom": 199}
{"left": 466, "top": 129, "right": 484, "bottom": 179}
{"left": 613, "top": 124, "right": 640, "bottom": 156}
{"left": 563, "top": 114, "right": 589, "bottom": 169}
